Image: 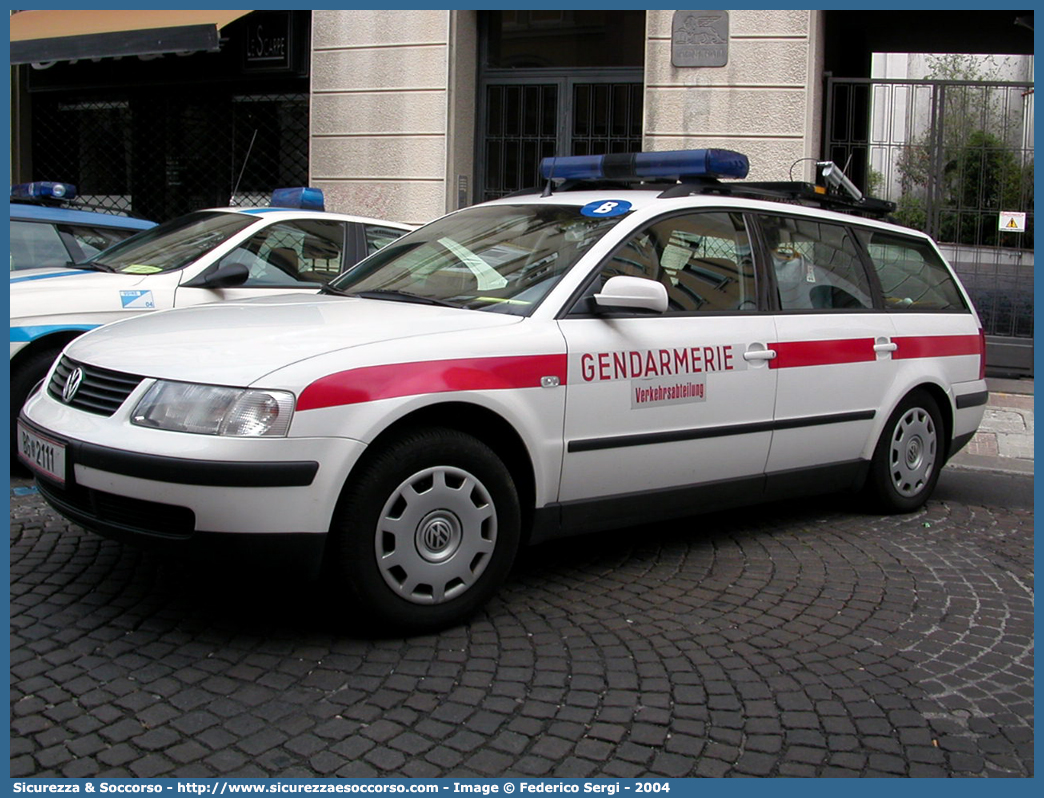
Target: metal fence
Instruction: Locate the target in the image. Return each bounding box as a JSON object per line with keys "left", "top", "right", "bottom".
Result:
{"left": 826, "top": 77, "right": 1034, "bottom": 370}
{"left": 30, "top": 92, "right": 309, "bottom": 223}
{"left": 942, "top": 243, "right": 1034, "bottom": 339}
{"left": 826, "top": 77, "right": 1034, "bottom": 247}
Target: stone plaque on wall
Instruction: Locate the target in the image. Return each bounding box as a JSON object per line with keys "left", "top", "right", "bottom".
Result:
{"left": 672, "top": 10, "right": 729, "bottom": 67}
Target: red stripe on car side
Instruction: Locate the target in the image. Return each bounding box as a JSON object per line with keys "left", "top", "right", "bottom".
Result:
{"left": 297, "top": 354, "right": 568, "bottom": 411}
{"left": 769, "top": 334, "right": 982, "bottom": 369}
{"left": 892, "top": 334, "right": 982, "bottom": 359}
{"left": 769, "top": 338, "right": 875, "bottom": 369}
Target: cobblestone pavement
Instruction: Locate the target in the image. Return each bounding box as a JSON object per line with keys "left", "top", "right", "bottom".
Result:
{"left": 10, "top": 475, "right": 1033, "bottom": 779}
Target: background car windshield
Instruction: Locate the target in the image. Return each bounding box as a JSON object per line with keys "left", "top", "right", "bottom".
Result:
{"left": 86, "top": 212, "right": 256, "bottom": 274}
{"left": 328, "top": 204, "right": 625, "bottom": 315}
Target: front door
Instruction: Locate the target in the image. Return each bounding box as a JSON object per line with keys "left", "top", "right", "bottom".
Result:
{"left": 174, "top": 218, "right": 352, "bottom": 306}
{"left": 557, "top": 210, "right": 778, "bottom": 530}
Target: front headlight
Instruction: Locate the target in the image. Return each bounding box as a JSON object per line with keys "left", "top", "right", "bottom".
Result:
{"left": 131, "top": 381, "right": 295, "bottom": 437}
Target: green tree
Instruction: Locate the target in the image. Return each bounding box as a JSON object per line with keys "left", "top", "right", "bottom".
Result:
{"left": 939, "top": 130, "right": 1029, "bottom": 247}
{"left": 891, "top": 54, "right": 1032, "bottom": 248}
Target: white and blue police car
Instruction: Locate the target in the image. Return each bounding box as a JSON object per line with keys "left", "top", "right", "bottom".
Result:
{"left": 10, "top": 181, "right": 155, "bottom": 272}
{"left": 10, "top": 187, "right": 410, "bottom": 461}
{"left": 18, "top": 151, "right": 988, "bottom": 630}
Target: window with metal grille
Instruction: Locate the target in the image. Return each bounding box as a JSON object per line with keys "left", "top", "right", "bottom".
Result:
{"left": 31, "top": 92, "right": 309, "bottom": 222}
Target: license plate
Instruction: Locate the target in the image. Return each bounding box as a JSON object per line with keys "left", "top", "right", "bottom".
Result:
{"left": 17, "top": 422, "right": 66, "bottom": 485}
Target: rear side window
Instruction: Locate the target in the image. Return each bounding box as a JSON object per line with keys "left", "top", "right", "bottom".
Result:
{"left": 63, "top": 224, "right": 137, "bottom": 260}
{"left": 364, "top": 224, "right": 407, "bottom": 255}
{"left": 10, "top": 220, "right": 69, "bottom": 270}
{"left": 759, "top": 215, "right": 873, "bottom": 311}
{"left": 859, "top": 231, "right": 968, "bottom": 311}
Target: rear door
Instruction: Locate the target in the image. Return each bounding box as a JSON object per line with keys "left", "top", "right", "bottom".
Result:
{"left": 856, "top": 227, "right": 985, "bottom": 436}
{"left": 856, "top": 227, "right": 983, "bottom": 385}
{"left": 557, "top": 209, "right": 778, "bottom": 529}
{"left": 756, "top": 213, "right": 897, "bottom": 487}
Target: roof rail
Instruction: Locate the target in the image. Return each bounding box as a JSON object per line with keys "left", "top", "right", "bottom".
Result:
{"left": 658, "top": 179, "right": 897, "bottom": 218}
{"left": 507, "top": 150, "right": 897, "bottom": 219}
{"left": 505, "top": 177, "right": 896, "bottom": 218}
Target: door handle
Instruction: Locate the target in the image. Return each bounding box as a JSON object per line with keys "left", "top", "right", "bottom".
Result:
{"left": 743, "top": 348, "right": 777, "bottom": 362}
{"left": 874, "top": 341, "right": 898, "bottom": 353}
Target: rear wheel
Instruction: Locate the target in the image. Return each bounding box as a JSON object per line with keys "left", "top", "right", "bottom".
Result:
{"left": 328, "top": 427, "right": 520, "bottom": 631}
{"left": 865, "top": 389, "right": 944, "bottom": 513}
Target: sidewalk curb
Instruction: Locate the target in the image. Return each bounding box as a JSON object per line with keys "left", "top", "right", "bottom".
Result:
{"left": 963, "top": 379, "right": 1035, "bottom": 475}
{"left": 947, "top": 456, "right": 1034, "bottom": 476}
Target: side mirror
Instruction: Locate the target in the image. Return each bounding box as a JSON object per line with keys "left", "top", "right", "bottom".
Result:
{"left": 181, "top": 260, "right": 250, "bottom": 289}
{"left": 593, "top": 275, "right": 668, "bottom": 314}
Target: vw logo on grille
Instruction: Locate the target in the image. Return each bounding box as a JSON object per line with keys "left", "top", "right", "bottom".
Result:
{"left": 423, "top": 519, "right": 453, "bottom": 552}
{"left": 63, "top": 367, "right": 85, "bottom": 404}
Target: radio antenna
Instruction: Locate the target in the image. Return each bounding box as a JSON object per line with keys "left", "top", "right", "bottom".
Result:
{"left": 541, "top": 152, "right": 558, "bottom": 198}
{"left": 230, "top": 129, "right": 258, "bottom": 206}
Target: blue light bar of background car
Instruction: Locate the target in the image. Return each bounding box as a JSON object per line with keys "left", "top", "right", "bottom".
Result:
{"left": 270, "top": 187, "right": 325, "bottom": 212}
{"left": 10, "top": 181, "right": 77, "bottom": 201}
{"left": 539, "top": 149, "right": 750, "bottom": 182}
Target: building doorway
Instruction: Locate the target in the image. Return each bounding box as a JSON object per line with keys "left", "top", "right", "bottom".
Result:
{"left": 476, "top": 11, "right": 646, "bottom": 202}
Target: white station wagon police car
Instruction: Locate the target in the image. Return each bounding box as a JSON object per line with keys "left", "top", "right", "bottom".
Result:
{"left": 18, "top": 150, "right": 988, "bottom": 630}
{"left": 10, "top": 188, "right": 409, "bottom": 460}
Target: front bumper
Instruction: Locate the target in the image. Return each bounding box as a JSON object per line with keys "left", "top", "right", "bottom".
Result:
{"left": 18, "top": 410, "right": 367, "bottom": 572}
{"left": 33, "top": 472, "right": 329, "bottom": 576}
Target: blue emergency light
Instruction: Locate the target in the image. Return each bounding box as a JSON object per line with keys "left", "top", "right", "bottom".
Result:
{"left": 270, "top": 187, "right": 325, "bottom": 212}
{"left": 10, "top": 181, "right": 77, "bottom": 201}
{"left": 539, "top": 149, "right": 750, "bottom": 183}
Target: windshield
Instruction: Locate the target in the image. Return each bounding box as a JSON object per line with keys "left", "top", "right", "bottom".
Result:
{"left": 326, "top": 204, "right": 626, "bottom": 315}
{"left": 84, "top": 212, "right": 257, "bottom": 274}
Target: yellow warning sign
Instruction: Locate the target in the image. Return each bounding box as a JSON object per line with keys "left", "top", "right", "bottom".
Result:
{"left": 999, "top": 211, "right": 1027, "bottom": 232}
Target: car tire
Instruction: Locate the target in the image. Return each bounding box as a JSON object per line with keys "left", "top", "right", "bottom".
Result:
{"left": 865, "top": 389, "right": 944, "bottom": 513}
{"left": 328, "top": 427, "right": 521, "bottom": 631}
{"left": 10, "top": 347, "right": 60, "bottom": 469}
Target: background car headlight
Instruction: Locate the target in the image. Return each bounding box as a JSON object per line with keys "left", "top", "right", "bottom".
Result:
{"left": 131, "top": 381, "right": 295, "bottom": 437}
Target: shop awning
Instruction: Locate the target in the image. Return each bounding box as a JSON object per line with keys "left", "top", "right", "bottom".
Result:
{"left": 10, "top": 10, "right": 252, "bottom": 65}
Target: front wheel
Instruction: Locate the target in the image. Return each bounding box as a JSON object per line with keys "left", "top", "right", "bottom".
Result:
{"left": 865, "top": 390, "right": 944, "bottom": 513}
{"left": 327, "top": 427, "right": 521, "bottom": 631}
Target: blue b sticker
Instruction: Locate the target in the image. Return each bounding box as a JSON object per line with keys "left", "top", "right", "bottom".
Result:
{"left": 580, "top": 200, "right": 632, "bottom": 218}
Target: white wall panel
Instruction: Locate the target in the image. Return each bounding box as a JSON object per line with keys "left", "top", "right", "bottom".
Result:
{"left": 311, "top": 136, "right": 446, "bottom": 181}
{"left": 312, "top": 91, "right": 446, "bottom": 137}
{"left": 313, "top": 10, "right": 447, "bottom": 49}
{"left": 313, "top": 47, "right": 448, "bottom": 94}
{"left": 310, "top": 10, "right": 452, "bottom": 223}
{"left": 644, "top": 10, "right": 821, "bottom": 182}
{"left": 314, "top": 180, "right": 445, "bottom": 228}
{"left": 645, "top": 87, "right": 808, "bottom": 137}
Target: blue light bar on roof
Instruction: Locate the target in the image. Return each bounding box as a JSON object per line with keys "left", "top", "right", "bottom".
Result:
{"left": 271, "top": 187, "right": 325, "bottom": 212}
{"left": 10, "top": 181, "right": 77, "bottom": 201}
{"left": 539, "top": 149, "right": 750, "bottom": 182}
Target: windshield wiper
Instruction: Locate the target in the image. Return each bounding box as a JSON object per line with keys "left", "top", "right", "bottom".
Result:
{"left": 345, "top": 289, "right": 460, "bottom": 308}
{"left": 69, "top": 260, "right": 116, "bottom": 273}
{"left": 318, "top": 284, "right": 351, "bottom": 296}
